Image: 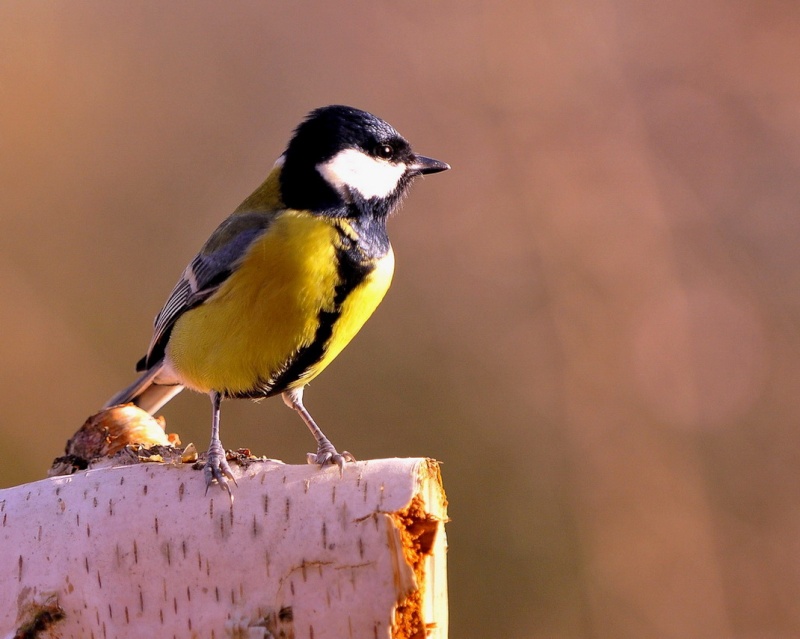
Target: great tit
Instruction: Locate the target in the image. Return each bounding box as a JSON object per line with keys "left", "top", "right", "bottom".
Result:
{"left": 105, "top": 105, "right": 449, "bottom": 493}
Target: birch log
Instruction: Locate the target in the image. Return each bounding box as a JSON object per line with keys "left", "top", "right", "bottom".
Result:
{"left": 0, "top": 456, "right": 448, "bottom": 639}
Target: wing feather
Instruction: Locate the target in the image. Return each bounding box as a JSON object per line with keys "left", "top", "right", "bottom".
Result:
{"left": 139, "top": 211, "right": 279, "bottom": 369}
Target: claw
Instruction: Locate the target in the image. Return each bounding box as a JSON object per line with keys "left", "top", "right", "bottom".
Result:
{"left": 283, "top": 388, "right": 355, "bottom": 475}
{"left": 307, "top": 447, "right": 356, "bottom": 475}
{"left": 204, "top": 391, "right": 236, "bottom": 501}
{"left": 204, "top": 441, "right": 237, "bottom": 501}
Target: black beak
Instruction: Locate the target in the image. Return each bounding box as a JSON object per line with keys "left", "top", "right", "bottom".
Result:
{"left": 408, "top": 155, "right": 450, "bottom": 175}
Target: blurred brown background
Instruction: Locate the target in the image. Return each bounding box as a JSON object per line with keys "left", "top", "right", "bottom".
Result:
{"left": 2, "top": 2, "right": 800, "bottom": 637}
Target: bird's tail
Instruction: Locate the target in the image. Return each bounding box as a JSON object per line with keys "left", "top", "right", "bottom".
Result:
{"left": 104, "top": 361, "right": 184, "bottom": 414}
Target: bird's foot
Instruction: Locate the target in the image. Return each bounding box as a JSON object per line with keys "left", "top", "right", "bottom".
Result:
{"left": 307, "top": 442, "right": 355, "bottom": 474}
{"left": 204, "top": 440, "right": 238, "bottom": 499}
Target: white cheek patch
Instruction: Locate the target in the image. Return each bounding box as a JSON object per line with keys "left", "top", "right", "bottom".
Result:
{"left": 317, "top": 148, "right": 407, "bottom": 200}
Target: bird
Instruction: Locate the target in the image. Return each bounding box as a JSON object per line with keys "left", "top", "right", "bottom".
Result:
{"left": 104, "top": 105, "right": 449, "bottom": 494}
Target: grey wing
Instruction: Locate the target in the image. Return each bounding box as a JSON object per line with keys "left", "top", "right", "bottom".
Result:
{"left": 139, "top": 214, "right": 275, "bottom": 370}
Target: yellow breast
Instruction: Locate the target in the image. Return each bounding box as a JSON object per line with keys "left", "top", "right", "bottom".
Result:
{"left": 166, "top": 211, "right": 393, "bottom": 396}
{"left": 302, "top": 242, "right": 395, "bottom": 383}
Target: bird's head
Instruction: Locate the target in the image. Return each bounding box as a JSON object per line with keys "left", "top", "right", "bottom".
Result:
{"left": 279, "top": 105, "right": 449, "bottom": 215}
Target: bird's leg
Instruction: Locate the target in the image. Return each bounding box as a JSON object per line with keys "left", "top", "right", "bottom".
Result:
{"left": 204, "top": 390, "right": 237, "bottom": 498}
{"left": 282, "top": 387, "right": 355, "bottom": 471}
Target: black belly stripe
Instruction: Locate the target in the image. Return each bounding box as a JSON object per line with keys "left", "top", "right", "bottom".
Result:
{"left": 234, "top": 238, "right": 376, "bottom": 399}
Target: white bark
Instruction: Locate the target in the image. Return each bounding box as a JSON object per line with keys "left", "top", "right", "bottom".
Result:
{"left": 0, "top": 457, "right": 447, "bottom": 639}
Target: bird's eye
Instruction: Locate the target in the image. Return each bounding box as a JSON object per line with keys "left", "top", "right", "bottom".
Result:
{"left": 373, "top": 144, "right": 394, "bottom": 160}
